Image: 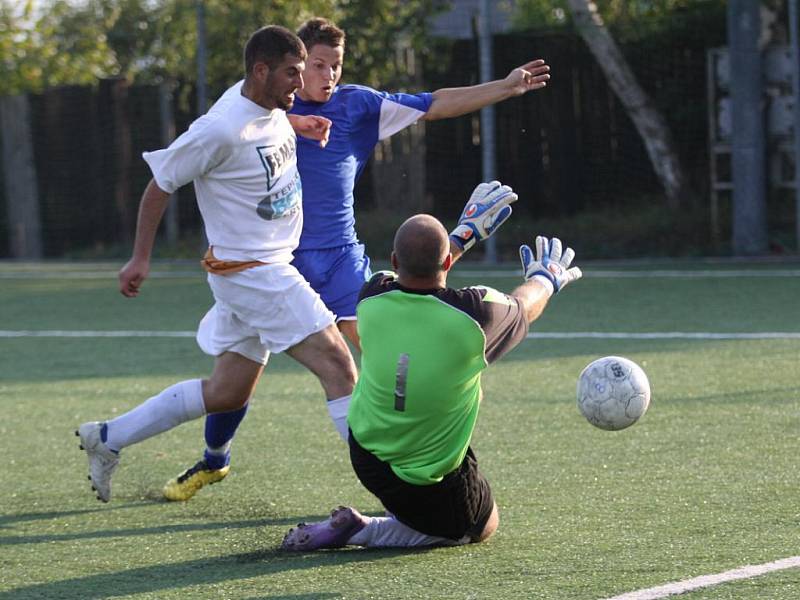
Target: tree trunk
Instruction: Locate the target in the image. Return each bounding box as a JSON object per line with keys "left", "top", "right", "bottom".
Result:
{"left": 0, "top": 94, "right": 43, "bottom": 258}
{"left": 565, "top": 0, "right": 692, "bottom": 209}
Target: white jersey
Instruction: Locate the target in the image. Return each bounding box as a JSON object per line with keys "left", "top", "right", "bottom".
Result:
{"left": 143, "top": 84, "right": 302, "bottom": 263}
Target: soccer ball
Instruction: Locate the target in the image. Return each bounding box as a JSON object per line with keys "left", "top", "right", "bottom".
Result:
{"left": 577, "top": 356, "right": 651, "bottom": 431}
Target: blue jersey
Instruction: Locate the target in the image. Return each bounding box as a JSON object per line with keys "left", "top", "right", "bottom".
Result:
{"left": 289, "top": 84, "right": 433, "bottom": 251}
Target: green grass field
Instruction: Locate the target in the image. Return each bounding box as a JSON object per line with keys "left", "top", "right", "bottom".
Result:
{"left": 1, "top": 260, "right": 799, "bottom": 599}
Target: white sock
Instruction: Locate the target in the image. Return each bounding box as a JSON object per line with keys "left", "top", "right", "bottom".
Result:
{"left": 206, "top": 441, "right": 232, "bottom": 456}
{"left": 326, "top": 395, "right": 350, "bottom": 441}
{"left": 347, "top": 516, "right": 463, "bottom": 548}
{"left": 105, "top": 379, "right": 206, "bottom": 451}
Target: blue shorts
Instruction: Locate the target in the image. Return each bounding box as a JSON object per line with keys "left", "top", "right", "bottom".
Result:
{"left": 292, "top": 244, "right": 372, "bottom": 320}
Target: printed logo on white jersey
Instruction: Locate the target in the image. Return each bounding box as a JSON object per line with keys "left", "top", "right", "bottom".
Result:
{"left": 256, "top": 136, "right": 297, "bottom": 191}
{"left": 257, "top": 171, "right": 302, "bottom": 221}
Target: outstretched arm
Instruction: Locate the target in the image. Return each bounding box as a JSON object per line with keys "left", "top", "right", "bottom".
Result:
{"left": 449, "top": 239, "right": 465, "bottom": 265}
{"left": 422, "top": 59, "right": 550, "bottom": 121}
{"left": 510, "top": 279, "right": 552, "bottom": 325}
{"left": 287, "top": 114, "right": 332, "bottom": 148}
{"left": 514, "top": 236, "right": 582, "bottom": 324}
{"left": 118, "top": 179, "right": 171, "bottom": 297}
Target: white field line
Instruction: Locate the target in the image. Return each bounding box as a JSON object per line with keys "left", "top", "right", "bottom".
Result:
{"left": 1, "top": 331, "right": 799, "bottom": 340}
{"left": 1, "top": 269, "right": 799, "bottom": 279}
{"left": 459, "top": 269, "right": 800, "bottom": 279}
{"left": 526, "top": 332, "right": 800, "bottom": 340}
{"left": 603, "top": 556, "right": 800, "bottom": 600}
{"left": 0, "top": 271, "right": 201, "bottom": 279}
{"left": 0, "top": 330, "right": 195, "bottom": 338}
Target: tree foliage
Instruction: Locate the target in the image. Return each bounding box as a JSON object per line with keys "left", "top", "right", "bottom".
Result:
{"left": 337, "top": 0, "right": 446, "bottom": 89}
{"left": 1, "top": 0, "right": 116, "bottom": 94}
{"left": 0, "top": 0, "right": 445, "bottom": 96}
{"left": 512, "top": 0, "right": 728, "bottom": 38}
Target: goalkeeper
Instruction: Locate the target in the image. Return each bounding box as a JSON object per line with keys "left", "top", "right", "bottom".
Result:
{"left": 281, "top": 184, "right": 582, "bottom": 550}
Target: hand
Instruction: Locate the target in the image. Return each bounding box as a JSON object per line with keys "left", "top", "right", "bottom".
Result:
{"left": 506, "top": 59, "right": 551, "bottom": 96}
{"left": 288, "top": 114, "right": 332, "bottom": 148}
{"left": 449, "top": 181, "right": 518, "bottom": 252}
{"left": 119, "top": 257, "right": 150, "bottom": 298}
{"left": 519, "top": 236, "right": 582, "bottom": 293}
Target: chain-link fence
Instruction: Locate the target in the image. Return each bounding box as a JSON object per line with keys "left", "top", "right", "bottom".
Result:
{"left": 3, "top": 16, "right": 792, "bottom": 260}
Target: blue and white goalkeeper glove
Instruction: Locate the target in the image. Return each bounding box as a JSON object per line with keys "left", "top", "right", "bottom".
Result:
{"left": 449, "top": 181, "right": 518, "bottom": 252}
{"left": 519, "top": 236, "right": 582, "bottom": 294}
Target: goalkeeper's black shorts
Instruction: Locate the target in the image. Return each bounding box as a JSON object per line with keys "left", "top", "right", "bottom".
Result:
{"left": 348, "top": 431, "right": 495, "bottom": 541}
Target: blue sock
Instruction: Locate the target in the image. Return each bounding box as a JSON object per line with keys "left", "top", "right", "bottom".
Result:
{"left": 203, "top": 404, "right": 249, "bottom": 470}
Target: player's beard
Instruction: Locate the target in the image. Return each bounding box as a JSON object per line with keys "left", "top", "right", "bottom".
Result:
{"left": 269, "top": 88, "right": 295, "bottom": 111}
{"left": 264, "top": 72, "right": 297, "bottom": 111}
{"left": 276, "top": 93, "right": 295, "bottom": 111}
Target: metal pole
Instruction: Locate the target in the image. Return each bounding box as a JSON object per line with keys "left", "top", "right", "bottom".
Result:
{"left": 159, "top": 81, "right": 179, "bottom": 244}
{"left": 196, "top": 0, "right": 208, "bottom": 116}
{"left": 195, "top": 0, "right": 209, "bottom": 250}
{"left": 728, "top": 0, "right": 767, "bottom": 255}
{"left": 478, "top": 0, "right": 497, "bottom": 263}
{"left": 789, "top": 0, "right": 800, "bottom": 251}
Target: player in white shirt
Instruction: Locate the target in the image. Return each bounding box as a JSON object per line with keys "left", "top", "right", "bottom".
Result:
{"left": 75, "top": 25, "right": 357, "bottom": 503}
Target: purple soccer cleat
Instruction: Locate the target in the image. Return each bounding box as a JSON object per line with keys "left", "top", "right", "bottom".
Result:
{"left": 281, "top": 506, "right": 368, "bottom": 551}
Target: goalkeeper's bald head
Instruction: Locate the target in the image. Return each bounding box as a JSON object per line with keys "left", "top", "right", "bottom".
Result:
{"left": 392, "top": 214, "right": 451, "bottom": 280}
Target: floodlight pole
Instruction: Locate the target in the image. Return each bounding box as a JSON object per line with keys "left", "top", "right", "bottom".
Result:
{"left": 789, "top": 0, "right": 800, "bottom": 251}
{"left": 196, "top": 0, "right": 208, "bottom": 116}
{"left": 727, "top": 1, "right": 767, "bottom": 255}
{"left": 478, "top": 0, "right": 498, "bottom": 264}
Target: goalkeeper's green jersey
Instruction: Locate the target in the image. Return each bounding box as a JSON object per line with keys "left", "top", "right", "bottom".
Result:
{"left": 348, "top": 271, "right": 529, "bottom": 485}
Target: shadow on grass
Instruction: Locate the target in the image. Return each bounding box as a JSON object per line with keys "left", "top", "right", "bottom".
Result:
{"left": 0, "top": 514, "right": 321, "bottom": 546}
{"left": 0, "top": 502, "right": 203, "bottom": 530}
{"left": 0, "top": 545, "right": 431, "bottom": 599}
{"left": 0, "top": 506, "right": 134, "bottom": 528}
{"left": 0, "top": 501, "right": 346, "bottom": 547}
{"left": 243, "top": 596, "right": 339, "bottom": 600}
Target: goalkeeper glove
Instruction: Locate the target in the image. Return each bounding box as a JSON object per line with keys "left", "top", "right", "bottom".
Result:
{"left": 519, "top": 235, "right": 582, "bottom": 294}
{"left": 449, "top": 181, "right": 518, "bottom": 252}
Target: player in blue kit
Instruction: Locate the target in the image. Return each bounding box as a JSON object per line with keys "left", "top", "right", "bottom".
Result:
{"left": 163, "top": 18, "right": 551, "bottom": 501}
{"left": 289, "top": 18, "right": 550, "bottom": 347}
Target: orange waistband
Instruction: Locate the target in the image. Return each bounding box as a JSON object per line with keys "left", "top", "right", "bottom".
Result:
{"left": 201, "top": 247, "right": 267, "bottom": 275}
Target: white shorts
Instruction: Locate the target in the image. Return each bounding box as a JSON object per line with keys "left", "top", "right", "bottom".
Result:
{"left": 196, "top": 262, "right": 336, "bottom": 365}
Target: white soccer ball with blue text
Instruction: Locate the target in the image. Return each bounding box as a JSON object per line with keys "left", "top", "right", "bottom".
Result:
{"left": 577, "top": 356, "right": 651, "bottom": 431}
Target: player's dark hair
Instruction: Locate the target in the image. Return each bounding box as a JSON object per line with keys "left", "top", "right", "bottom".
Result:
{"left": 393, "top": 215, "right": 449, "bottom": 279}
{"left": 297, "top": 18, "right": 346, "bottom": 50}
{"left": 244, "top": 26, "right": 306, "bottom": 75}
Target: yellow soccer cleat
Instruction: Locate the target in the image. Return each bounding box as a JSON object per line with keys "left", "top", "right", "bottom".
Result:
{"left": 163, "top": 460, "right": 230, "bottom": 501}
